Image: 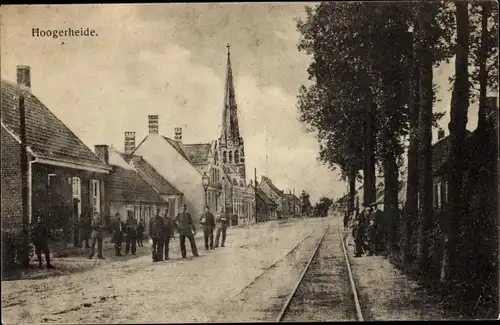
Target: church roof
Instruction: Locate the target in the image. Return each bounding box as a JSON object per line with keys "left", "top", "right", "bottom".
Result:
{"left": 220, "top": 45, "right": 241, "bottom": 143}
{"left": 1, "top": 79, "right": 109, "bottom": 171}
{"left": 180, "top": 143, "right": 211, "bottom": 165}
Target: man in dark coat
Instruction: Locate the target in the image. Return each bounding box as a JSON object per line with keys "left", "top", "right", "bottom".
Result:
{"left": 175, "top": 204, "right": 199, "bottom": 258}
{"left": 111, "top": 212, "right": 124, "bottom": 256}
{"left": 149, "top": 210, "right": 165, "bottom": 262}
{"left": 31, "top": 213, "right": 54, "bottom": 269}
{"left": 137, "top": 219, "right": 145, "bottom": 247}
{"left": 200, "top": 206, "right": 216, "bottom": 250}
{"left": 162, "top": 209, "right": 175, "bottom": 260}
{"left": 79, "top": 212, "right": 91, "bottom": 248}
{"left": 354, "top": 208, "right": 369, "bottom": 257}
{"left": 215, "top": 208, "right": 229, "bottom": 248}
{"left": 88, "top": 212, "right": 105, "bottom": 260}
{"left": 124, "top": 211, "right": 138, "bottom": 255}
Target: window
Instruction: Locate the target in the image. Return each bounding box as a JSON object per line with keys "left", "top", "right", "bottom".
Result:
{"left": 235, "top": 150, "right": 239, "bottom": 163}
{"left": 223, "top": 151, "right": 227, "bottom": 163}
{"left": 443, "top": 181, "right": 448, "bottom": 204}
{"left": 134, "top": 205, "right": 141, "bottom": 219}
{"left": 229, "top": 151, "right": 233, "bottom": 163}
{"left": 91, "top": 180, "right": 100, "bottom": 214}
{"left": 72, "top": 177, "right": 81, "bottom": 198}
{"left": 436, "top": 182, "right": 442, "bottom": 209}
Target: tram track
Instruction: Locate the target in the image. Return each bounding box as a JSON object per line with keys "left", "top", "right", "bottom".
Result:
{"left": 276, "top": 223, "right": 364, "bottom": 322}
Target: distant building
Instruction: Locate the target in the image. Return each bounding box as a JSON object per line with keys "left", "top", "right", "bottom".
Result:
{"left": 258, "top": 176, "right": 285, "bottom": 219}
{"left": 283, "top": 192, "right": 301, "bottom": 217}
{"left": 1, "top": 66, "right": 111, "bottom": 248}
{"left": 256, "top": 187, "right": 277, "bottom": 221}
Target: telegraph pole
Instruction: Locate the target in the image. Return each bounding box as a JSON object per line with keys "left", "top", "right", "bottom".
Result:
{"left": 254, "top": 168, "right": 258, "bottom": 224}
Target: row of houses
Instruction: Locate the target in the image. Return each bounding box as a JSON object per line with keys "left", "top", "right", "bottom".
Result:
{"left": 1, "top": 49, "right": 303, "bottom": 250}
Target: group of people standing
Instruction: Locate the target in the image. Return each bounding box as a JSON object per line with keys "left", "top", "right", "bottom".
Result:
{"left": 345, "top": 204, "right": 386, "bottom": 257}
{"left": 148, "top": 204, "right": 230, "bottom": 262}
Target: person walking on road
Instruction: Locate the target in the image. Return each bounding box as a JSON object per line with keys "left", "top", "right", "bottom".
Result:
{"left": 149, "top": 210, "right": 165, "bottom": 262}
{"left": 215, "top": 207, "right": 229, "bottom": 248}
{"left": 175, "top": 204, "right": 199, "bottom": 258}
{"left": 111, "top": 212, "right": 124, "bottom": 256}
{"left": 125, "top": 211, "right": 138, "bottom": 255}
{"left": 79, "top": 212, "right": 91, "bottom": 248}
{"left": 200, "top": 206, "right": 215, "bottom": 251}
{"left": 88, "top": 212, "right": 105, "bottom": 260}
{"left": 162, "top": 209, "right": 175, "bottom": 260}
{"left": 31, "top": 212, "right": 55, "bottom": 269}
{"left": 137, "top": 219, "right": 145, "bottom": 247}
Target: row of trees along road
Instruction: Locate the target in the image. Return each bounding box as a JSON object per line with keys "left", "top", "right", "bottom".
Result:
{"left": 297, "top": 1, "right": 498, "bottom": 318}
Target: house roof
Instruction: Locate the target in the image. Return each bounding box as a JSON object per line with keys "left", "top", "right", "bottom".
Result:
{"left": 432, "top": 131, "right": 473, "bottom": 175}
{"left": 120, "top": 153, "right": 183, "bottom": 196}
{"left": 1, "top": 80, "right": 109, "bottom": 170}
{"left": 107, "top": 165, "right": 168, "bottom": 204}
{"left": 257, "top": 188, "right": 277, "bottom": 206}
{"left": 180, "top": 143, "right": 212, "bottom": 165}
{"left": 163, "top": 136, "right": 190, "bottom": 160}
{"left": 260, "top": 176, "right": 285, "bottom": 197}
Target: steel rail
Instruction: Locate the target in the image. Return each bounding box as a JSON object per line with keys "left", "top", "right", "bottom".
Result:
{"left": 276, "top": 224, "right": 330, "bottom": 322}
{"left": 340, "top": 232, "right": 364, "bottom": 321}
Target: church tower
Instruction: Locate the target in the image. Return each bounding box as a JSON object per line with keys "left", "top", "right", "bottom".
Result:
{"left": 216, "top": 44, "right": 246, "bottom": 180}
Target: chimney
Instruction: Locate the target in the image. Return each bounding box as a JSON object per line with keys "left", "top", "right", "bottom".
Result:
{"left": 174, "top": 127, "right": 183, "bottom": 142}
{"left": 438, "top": 128, "right": 445, "bottom": 140}
{"left": 124, "top": 131, "right": 136, "bottom": 154}
{"left": 148, "top": 115, "right": 159, "bottom": 134}
{"left": 94, "top": 145, "right": 109, "bottom": 164}
{"left": 16, "top": 65, "right": 31, "bottom": 89}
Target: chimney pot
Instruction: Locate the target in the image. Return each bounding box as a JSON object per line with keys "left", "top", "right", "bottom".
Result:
{"left": 94, "top": 145, "right": 109, "bottom": 164}
{"left": 148, "top": 115, "right": 159, "bottom": 134}
{"left": 174, "top": 127, "right": 183, "bottom": 142}
{"left": 124, "top": 131, "right": 136, "bottom": 154}
{"left": 16, "top": 65, "right": 31, "bottom": 89}
{"left": 438, "top": 128, "right": 445, "bottom": 140}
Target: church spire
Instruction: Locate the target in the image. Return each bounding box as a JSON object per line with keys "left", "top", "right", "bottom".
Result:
{"left": 220, "top": 43, "right": 241, "bottom": 143}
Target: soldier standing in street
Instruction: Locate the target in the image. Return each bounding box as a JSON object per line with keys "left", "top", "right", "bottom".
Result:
{"left": 79, "top": 212, "right": 91, "bottom": 248}
{"left": 162, "top": 209, "right": 175, "bottom": 260}
{"left": 175, "top": 204, "right": 199, "bottom": 258}
{"left": 31, "top": 212, "right": 55, "bottom": 269}
{"left": 111, "top": 212, "right": 124, "bottom": 257}
{"left": 149, "top": 210, "right": 165, "bottom": 262}
{"left": 200, "top": 206, "right": 215, "bottom": 250}
{"left": 88, "top": 212, "right": 105, "bottom": 260}
{"left": 215, "top": 207, "right": 229, "bottom": 248}
{"left": 125, "top": 211, "right": 138, "bottom": 255}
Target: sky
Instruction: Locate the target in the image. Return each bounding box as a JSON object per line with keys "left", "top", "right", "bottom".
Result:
{"left": 0, "top": 4, "right": 492, "bottom": 203}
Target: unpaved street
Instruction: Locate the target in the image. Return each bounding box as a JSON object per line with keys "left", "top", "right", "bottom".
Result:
{"left": 2, "top": 217, "right": 332, "bottom": 324}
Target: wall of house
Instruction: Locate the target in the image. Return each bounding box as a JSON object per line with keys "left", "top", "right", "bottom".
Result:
{"left": 1, "top": 130, "right": 24, "bottom": 232}
{"left": 108, "top": 201, "right": 168, "bottom": 236}
{"left": 259, "top": 181, "right": 283, "bottom": 216}
{"left": 134, "top": 134, "right": 204, "bottom": 220}
{"left": 31, "top": 163, "right": 106, "bottom": 247}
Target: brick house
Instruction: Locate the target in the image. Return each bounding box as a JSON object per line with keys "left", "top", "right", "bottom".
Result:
{"left": 255, "top": 187, "right": 277, "bottom": 222}
{"left": 1, "top": 66, "right": 111, "bottom": 248}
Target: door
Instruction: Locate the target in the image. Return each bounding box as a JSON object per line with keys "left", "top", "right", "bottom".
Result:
{"left": 73, "top": 198, "right": 80, "bottom": 247}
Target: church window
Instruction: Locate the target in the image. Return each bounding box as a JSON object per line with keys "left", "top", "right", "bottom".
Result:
{"left": 223, "top": 151, "right": 227, "bottom": 163}
{"left": 214, "top": 151, "right": 218, "bottom": 163}
{"left": 233, "top": 178, "right": 238, "bottom": 186}
{"left": 229, "top": 151, "right": 233, "bottom": 163}
{"left": 235, "top": 150, "right": 239, "bottom": 163}
{"left": 241, "top": 148, "right": 244, "bottom": 156}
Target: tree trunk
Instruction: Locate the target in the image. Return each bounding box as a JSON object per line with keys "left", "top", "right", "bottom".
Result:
{"left": 477, "top": 2, "right": 490, "bottom": 131}
{"left": 383, "top": 144, "right": 400, "bottom": 252}
{"left": 348, "top": 165, "right": 356, "bottom": 214}
{"left": 416, "top": 3, "right": 434, "bottom": 281}
{"left": 364, "top": 100, "right": 377, "bottom": 206}
{"left": 446, "top": 1, "right": 470, "bottom": 305}
{"left": 404, "top": 28, "right": 420, "bottom": 263}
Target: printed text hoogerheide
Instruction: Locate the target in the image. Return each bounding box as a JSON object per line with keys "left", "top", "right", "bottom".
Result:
{"left": 32, "top": 28, "right": 98, "bottom": 39}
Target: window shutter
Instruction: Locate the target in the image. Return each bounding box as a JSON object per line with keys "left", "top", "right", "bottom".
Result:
{"left": 90, "top": 179, "right": 94, "bottom": 211}
{"left": 433, "top": 183, "right": 438, "bottom": 208}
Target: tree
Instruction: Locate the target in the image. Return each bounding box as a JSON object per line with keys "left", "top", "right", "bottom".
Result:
{"left": 300, "top": 190, "right": 313, "bottom": 217}
{"left": 313, "top": 197, "right": 334, "bottom": 218}
{"left": 446, "top": 0, "right": 470, "bottom": 303}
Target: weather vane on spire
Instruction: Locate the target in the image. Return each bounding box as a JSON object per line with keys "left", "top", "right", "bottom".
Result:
{"left": 226, "top": 43, "right": 231, "bottom": 56}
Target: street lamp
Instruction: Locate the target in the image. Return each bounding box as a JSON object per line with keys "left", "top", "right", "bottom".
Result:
{"left": 202, "top": 172, "right": 209, "bottom": 208}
